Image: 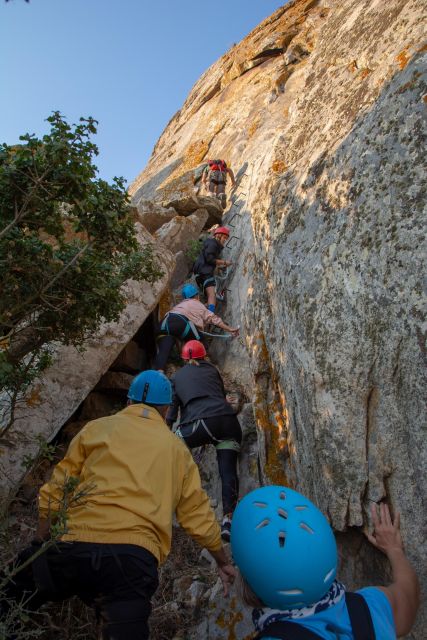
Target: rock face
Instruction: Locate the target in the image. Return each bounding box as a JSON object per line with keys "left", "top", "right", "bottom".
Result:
{"left": 0, "top": 225, "right": 175, "bottom": 502}
{"left": 131, "top": 0, "right": 427, "bottom": 635}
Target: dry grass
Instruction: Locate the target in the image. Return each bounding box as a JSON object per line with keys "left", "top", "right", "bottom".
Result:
{"left": 150, "top": 528, "right": 216, "bottom": 639}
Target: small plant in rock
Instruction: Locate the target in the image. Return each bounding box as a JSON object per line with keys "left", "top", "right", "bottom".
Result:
{"left": 185, "top": 238, "right": 203, "bottom": 264}
{"left": 21, "top": 436, "right": 57, "bottom": 471}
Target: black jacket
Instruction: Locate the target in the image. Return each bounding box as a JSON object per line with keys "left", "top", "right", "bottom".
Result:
{"left": 193, "top": 237, "right": 223, "bottom": 276}
{"left": 167, "top": 361, "right": 235, "bottom": 425}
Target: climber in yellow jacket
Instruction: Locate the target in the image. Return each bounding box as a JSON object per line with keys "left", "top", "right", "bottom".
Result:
{"left": 2, "top": 370, "right": 235, "bottom": 640}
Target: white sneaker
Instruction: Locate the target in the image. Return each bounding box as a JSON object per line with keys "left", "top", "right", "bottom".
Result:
{"left": 221, "top": 515, "right": 232, "bottom": 542}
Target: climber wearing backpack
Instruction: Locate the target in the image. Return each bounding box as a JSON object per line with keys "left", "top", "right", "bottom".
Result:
{"left": 231, "top": 486, "right": 420, "bottom": 640}
{"left": 166, "top": 340, "right": 242, "bottom": 542}
{"left": 202, "top": 159, "right": 236, "bottom": 209}
{"left": 153, "top": 283, "right": 239, "bottom": 371}
{"left": 1, "top": 371, "right": 236, "bottom": 640}
{"left": 193, "top": 226, "right": 231, "bottom": 312}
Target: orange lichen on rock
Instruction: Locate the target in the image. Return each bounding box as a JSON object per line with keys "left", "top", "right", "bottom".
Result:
{"left": 272, "top": 160, "right": 288, "bottom": 173}
{"left": 252, "top": 332, "right": 291, "bottom": 486}
{"left": 248, "top": 118, "right": 260, "bottom": 139}
{"left": 254, "top": 394, "right": 290, "bottom": 486}
{"left": 26, "top": 385, "right": 42, "bottom": 407}
{"left": 185, "top": 139, "right": 210, "bottom": 167}
{"left": 359, "top": 67, "right": 372, "bottom": 80}
{"left": 158, "top": 289, "right": 172, "bottom": 319}
{"left": 215, "top": 597, "right": 244, "bottom": 638}
{"left": 396, "top": 48, "right": 409, "bottom": 70}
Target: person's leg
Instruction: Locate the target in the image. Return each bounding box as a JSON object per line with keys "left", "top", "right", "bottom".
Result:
{"left": 0, "top": 544, "right": 49, "bottom": 616}
{"left": 97, "top": 549, "right": 158, "bottom": 640}
{"left": 52, "top": 543, "right": 158, "bottom": 640}
{"left": 217, "top": 182, "right": 226, "bottom": 209}
{"left": 153, "top": 335, "right": 175, "bottom": 370}
{"left": 202, "top": 414, "right": 241, "bottom": 537}
{"left": 205, "top": 285, "right": 216, "bottom": 311}
{"left": 153, "top": 315, "right": 188, "bottom": 370}
{"left": 216, "top": 447, "right": 239, "bottom": 516}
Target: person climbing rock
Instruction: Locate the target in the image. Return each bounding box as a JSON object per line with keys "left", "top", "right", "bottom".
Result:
{"left": 154, "top": 283, "right": 239, "bottom": 371}
{"left": 202, "top": 159, "right": 236, "bottom": 209}
{"left": 166, "top": 341, "right": 242, "bottom": 543}
{"left": 231, "top": 486, "right": 420, "bottom": 640}
{"left": 193, "top": 226, "right": 231, "bottom": 311}
{"left": 1, "top": 371, "right": 235, "bottom": 640}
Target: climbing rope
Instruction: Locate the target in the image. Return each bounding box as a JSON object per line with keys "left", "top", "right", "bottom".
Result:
{"left": 199, "top": 329, "right": 235, "bottom": 340}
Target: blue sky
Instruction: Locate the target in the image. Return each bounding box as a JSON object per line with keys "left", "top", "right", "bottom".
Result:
{"left": 1, "top": 0, "right": 285, "bottom": 184}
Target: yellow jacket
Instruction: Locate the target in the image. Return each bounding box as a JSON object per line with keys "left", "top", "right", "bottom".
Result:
{"left": 38, "top": 403, "right": 221, "bottom": 563}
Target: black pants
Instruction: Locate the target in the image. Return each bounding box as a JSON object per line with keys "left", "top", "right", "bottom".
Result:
{"left": 176, "top": 414, "right": 241, "bottom": 515}
{"left": 194, "top": 273, "right": 216, "bottom": 295}
{"left": 154, "top": 314, "right": 200, "bottom": 370}
{"left": 1, "top": 542, "right": 158, "bottom": 640}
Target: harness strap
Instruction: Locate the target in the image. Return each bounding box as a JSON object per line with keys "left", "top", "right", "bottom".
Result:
{"left": 199, "top": 418, "right": 221, "bottom": 443}
{"left": 345, "top": 592, "right": 376, "bottom": 639}
{"left": 160, "top": 313, "right": 200, "bottom": 340}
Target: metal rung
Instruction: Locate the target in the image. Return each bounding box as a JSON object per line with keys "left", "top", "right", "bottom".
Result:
{"left": 225, "top": 235, "right": 240, "bottom": 248}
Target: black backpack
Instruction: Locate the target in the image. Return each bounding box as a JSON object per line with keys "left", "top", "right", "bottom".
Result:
{"left": 255, "top": 592, "right": 375, "bottom": 640}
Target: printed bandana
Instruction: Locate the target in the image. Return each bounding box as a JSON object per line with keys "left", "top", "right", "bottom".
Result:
{"left": 253, "top": 580, "right": 346, "bottom": 632}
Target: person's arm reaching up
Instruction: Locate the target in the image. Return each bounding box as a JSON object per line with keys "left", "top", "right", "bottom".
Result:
{"left": 227, "top": 167, "right": 236, "bottom": 187}
{"left": 366, "top": 502, "right": 419, "bottom": 636}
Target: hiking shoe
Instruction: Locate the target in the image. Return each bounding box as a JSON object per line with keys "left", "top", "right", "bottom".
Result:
{"left": 221, "top": 515, "right": 232, "bottom": 542}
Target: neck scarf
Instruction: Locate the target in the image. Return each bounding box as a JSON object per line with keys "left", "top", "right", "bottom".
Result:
{"left": 253, "top": 580, "right": 346, "bottom": 632}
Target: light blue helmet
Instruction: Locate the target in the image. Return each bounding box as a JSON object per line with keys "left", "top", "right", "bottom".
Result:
{"left": 231, "top": 486, "right": 337, "bottom": 610}
{"left": 127, "top": 370, "right": 172, "bottom": 405}
{"left": 181, "top": 283, "right": 199, "bottom": 299}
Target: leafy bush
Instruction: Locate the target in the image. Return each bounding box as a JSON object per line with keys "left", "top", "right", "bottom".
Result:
{"left": 0, "top": 112, "right": 163, "bottom": 437}
{"left": 185, "top": 238, "right": 203, "bottom": 264}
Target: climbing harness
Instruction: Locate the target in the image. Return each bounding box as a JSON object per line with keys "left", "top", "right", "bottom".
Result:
{"left": 160, "top": 313, "right": 200, "bottom": 340}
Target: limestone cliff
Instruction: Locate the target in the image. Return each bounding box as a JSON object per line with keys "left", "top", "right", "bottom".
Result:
{"left": 130, "top": 0, "right": 427, "bottom": 636}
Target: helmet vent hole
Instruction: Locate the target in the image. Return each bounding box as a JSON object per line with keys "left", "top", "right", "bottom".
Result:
{"left": 278, "top": 531, "right": 286, "bottom": 548}
{"left": 279, "top": 491, "right": 286, "bottom": 500}
{"left": 300, "top": 522, "right": 314, "bottom": 534}
{"left": 295, "top": 506, "right": 308, "bottom": 511}
{"left": 277, "top": 508, "right": 288, "bottom": 519}
{"left": 277, "top": 589, "right": 303, "bottom": 596}
{"left": 253, "top": 501, "right": 267, "bottom": 508}
{"left": 324, "top": 568, "right": 336, "bottom": 583}
{"left": 255, "top": 518, "right": 270, "bottom": 530}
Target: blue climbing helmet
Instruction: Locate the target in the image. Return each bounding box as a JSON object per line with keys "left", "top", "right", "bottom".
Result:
{"left": 127, "top": 370, "right": 172, "bottom": 405}
{"left": 181, "top": 283, "right": 199, "bottom": 299}
{"left": 231, "top": 486, "right": 337, "bottom": 610}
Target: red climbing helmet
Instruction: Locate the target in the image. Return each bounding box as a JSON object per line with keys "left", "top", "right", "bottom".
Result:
{"left": 213, "top": 226, "right": 230, "bottom": 237}
{"left": 181, "top": 340, "right": 206, "bottom": 360}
